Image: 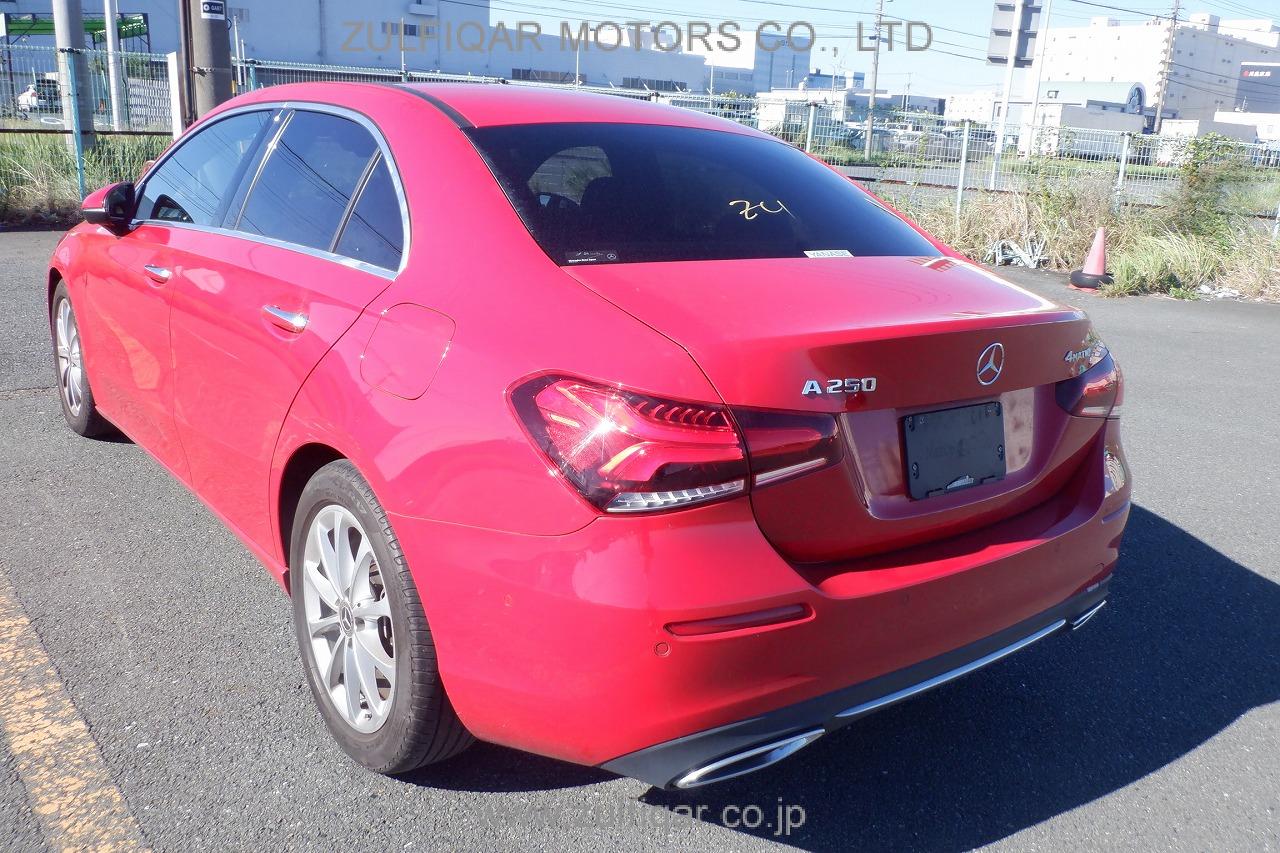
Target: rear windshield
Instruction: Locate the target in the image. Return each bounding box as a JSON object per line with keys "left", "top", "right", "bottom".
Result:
{"left": 466, "top": 122, "right": 937, "bottom": 266}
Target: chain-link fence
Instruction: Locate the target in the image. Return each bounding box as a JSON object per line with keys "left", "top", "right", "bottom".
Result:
{"left": 1, "top": 44, "right": 171, "bottom": 132}
{"left": 6, "top": 44, "right": 1280, "bottom": 230}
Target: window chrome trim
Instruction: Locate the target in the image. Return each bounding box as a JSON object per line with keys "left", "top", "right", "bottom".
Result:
{"left": 132, "top": 100, "right": 412, "bottom": 278}
{"left": 141, "top": 220, "right": 402, "bottom": 281}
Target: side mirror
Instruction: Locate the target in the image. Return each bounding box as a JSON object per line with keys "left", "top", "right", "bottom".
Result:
{"left": 82, "top": 182, "right": 136, "bottom": 233}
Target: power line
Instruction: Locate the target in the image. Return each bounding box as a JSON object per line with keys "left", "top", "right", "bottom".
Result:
{"left": 1063, "top": 0, "right": 1170, "bottom": 17}
{"left": 1213, "top": 0, "right": 1279, "bottom": 19}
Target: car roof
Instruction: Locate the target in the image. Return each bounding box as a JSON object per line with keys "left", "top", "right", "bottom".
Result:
{"left": 401, "top": 83, "right": 755, "bottom": 132}
{"left": 223, "top": 82, "right": 765, "bottom": 138}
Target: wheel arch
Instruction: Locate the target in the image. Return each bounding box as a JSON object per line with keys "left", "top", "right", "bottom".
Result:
{"left": 275, "top": 442, "right": 348, "bottom": 593}
{"left": 47, "top": 267, "right": 63, "bottom": 311}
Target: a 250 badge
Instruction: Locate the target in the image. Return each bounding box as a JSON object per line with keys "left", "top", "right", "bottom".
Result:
{"left": 802, "top": 377, "right": 878, "bottom": 396}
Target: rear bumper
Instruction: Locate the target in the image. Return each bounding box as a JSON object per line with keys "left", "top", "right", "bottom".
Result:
{"left": 388, "top": 420, "right": 1129, "bottom": 777}
{"left": 600, "top": 579, "right": 1109, "bottom": 789}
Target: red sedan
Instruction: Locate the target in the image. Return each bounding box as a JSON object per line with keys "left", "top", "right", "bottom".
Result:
{"left": 49, "top": 83, "right": 1129, "bottom": 789}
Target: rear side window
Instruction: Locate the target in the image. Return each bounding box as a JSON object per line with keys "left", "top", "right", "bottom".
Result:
{"left": 137, "top": 110, "right": 269, "bottom": 225}
{"left": 334, "top": 156, "right": 404, "bottom": 271}
{"left": 236, "top": 111, "right": 378, "bottom": 251}
{"left": 468, "top": 123, "right": 937, "bottom": 265}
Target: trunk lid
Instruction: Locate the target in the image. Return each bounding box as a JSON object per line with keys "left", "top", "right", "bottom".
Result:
{"left": 565, "top": 256, "right": 1104, "bottom": 562}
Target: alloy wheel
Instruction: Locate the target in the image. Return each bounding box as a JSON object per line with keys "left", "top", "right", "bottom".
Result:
{"left": 301, "top": 505, "right": 396, "bottom": 734}
{"left": 54, "top": 298, "right": 84, "bottom": 415}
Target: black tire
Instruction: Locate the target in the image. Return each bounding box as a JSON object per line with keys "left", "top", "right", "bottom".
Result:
{"left": 50, "top": 280, "right": 111, "bottom": 438}
{"left": 290, "top": 459, "right": 472, "bottom": 774}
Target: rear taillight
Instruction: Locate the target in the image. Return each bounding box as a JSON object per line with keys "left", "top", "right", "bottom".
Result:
{"left": 1056, "top": 349, "right": 1122, "bottom": 418}
{"left": 512, "top": 375, "right": 839, "bottom": 514}
{"left": 732, "top": 408, "right": 842, "bottom": 487}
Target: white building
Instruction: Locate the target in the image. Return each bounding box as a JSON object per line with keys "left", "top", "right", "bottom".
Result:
{"left": 945, "top": 90, "right": 1000, "bottom": 124}
{"left": 1215, "top": 110, "right": 1280, "bottom": 143}
{"left": 1024, "top": 13, "right": 1280, "bottom": 123}
{"left": 687, "top": 30, "right": 813, "bottom": 95}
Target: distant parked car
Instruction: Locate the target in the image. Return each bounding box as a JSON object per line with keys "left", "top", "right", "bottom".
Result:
{"left": 17, "top": 79, "right": 61, "bottom": 120}
{"left": 844, "top": 125, "right": 894, "bottom": 154}
{"left": 1252, "top": 142, "right": 1280, "bottom": 168}
{"left": 887, "top": 127, "right": 994, "bottom": 162}
{"left": 17, "top": 80, "right": 60, "bottom": 117}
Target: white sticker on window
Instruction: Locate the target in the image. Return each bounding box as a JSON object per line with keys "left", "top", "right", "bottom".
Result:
{"left": 804, "top": 249, "right": 854, "bottom": 258}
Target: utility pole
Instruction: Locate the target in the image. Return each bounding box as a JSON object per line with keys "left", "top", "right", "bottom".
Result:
{"left": 902, "top": 71, "right": 912, "bottom": 110}
{"left": 991, "top": 0, "right": 1025, "bottom": 189}
{"left": 1153, "top": 0, "right": 1181, "bottom": 133}
{"left": 103, "top": 0, "right": 127, "bottom": 130}
{"left": 1027, "top": 0, "right": 1054, "bottom": 131}
{"left": 176, "top": 0, "right": 192, "bottom": 127}
{"left": 52, "top": 0, "right": 95, "bottom": 153}
{"left": 863, "top": 0, "right": 885, "bottom": 159}
{"left": 231, "top": 14, "right": 242, "bottom": 90}
{"left": 186, "top": 0, "right": 232, "bottom": 119}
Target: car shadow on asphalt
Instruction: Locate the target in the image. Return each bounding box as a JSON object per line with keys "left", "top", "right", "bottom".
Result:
{"left": 634, "top": 504, "right": 1280, "bottom": 850}
{"left": 398, "top": 505, "right": 1277, "bottom": 848}
{"left": 402, "top": 741, "right": 613, "bottom": 792}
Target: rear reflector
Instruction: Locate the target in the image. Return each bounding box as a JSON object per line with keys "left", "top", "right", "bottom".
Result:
{"left": 666, "top": 603, "right": 812, "bottom": 637}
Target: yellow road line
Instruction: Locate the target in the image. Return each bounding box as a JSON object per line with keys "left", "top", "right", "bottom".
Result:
{"left": 0, "top": 574, "right": 148, "bottom": 852}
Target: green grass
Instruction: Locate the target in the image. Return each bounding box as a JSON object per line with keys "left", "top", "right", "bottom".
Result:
{"left": 0, "top": 133, "right": 169, "bottom": 225}
{"left": 1107, "top": 227, "right": 1280, "bottom": 300}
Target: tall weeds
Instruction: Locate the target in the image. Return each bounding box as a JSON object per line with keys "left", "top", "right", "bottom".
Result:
{"left": 884, "top": 134, "right": 1280, "bottom": 301}
{"left": 0, "top": 134, "right": 168, "bottom": 225}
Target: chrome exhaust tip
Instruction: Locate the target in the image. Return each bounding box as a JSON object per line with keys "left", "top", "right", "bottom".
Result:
{"left": 1070, "top": 600, "right": 1107, "bottom": 631}
{"left": 673, "top": 728, "right": 825, "bottom": 789}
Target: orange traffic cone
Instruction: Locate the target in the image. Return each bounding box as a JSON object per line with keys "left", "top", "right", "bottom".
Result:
{"left": 1069, "top": 228, "right": 1113, "bottom": 290}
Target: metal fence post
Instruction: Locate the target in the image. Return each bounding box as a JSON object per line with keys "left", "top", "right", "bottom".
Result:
{"left": 166, "top": 51, "right": 184, "bottom": 137}
{"left": 60, "top": 48, "right": 88, "bottom": 200}
{"left": 247, "top": 59, "right": 258, "bottom": 91}
{"left": 989, "top": 126, "right": 1003, "bottom": 191}
{"left": 955, "top": 120, "right": 971, "bottom": 226}
{"left": 804, "top": 102, "right": 817, "bottom": 154}
{"left": 1273, "top": 202, "right": 1280, "bottom": 241}
{"left": 1114, "top": 132, "right": 1132, "bottom": 212}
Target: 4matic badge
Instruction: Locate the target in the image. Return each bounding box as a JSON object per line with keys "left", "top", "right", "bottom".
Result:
{"left": 802, "top": 377, "right": 878, "bottom": 396}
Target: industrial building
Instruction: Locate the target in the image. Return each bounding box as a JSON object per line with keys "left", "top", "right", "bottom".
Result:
{"left": 0, "top": 0, "right": 811, "bottom": 94}
{"left": 1023, "top": 13, "right": 1279, "bottom": 123}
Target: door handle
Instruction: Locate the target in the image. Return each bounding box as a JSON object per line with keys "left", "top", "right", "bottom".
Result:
{"left": 143, "top": 264, "right": 171, "bottom": 284}
{"left": 262, "top": 305, "right": 308, "bottom": 333}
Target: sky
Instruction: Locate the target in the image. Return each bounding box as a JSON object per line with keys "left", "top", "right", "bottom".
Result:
{"left": 483, "top": 0, "right": 1277, "bottom": 95}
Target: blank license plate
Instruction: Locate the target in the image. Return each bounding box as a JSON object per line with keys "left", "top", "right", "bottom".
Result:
{"left": 902, "top": 402, "right": 1006, "bottom": 500}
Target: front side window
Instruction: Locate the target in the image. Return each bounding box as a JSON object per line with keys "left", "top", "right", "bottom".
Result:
{"left": 137, "top": 110, "right": 269, "bottom": 225}
{"left": 468, "top": 122, "right": 937, "bottom": 265}
{"left": 236, "top": 111, "right": 379, "bottom": 251}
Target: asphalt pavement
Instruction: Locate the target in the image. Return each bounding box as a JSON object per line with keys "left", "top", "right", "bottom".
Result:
{"left": 1, "top": 228, "right": 1278, "bottom": 852}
